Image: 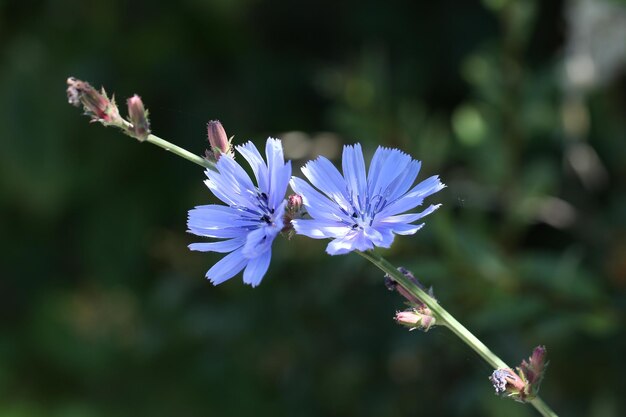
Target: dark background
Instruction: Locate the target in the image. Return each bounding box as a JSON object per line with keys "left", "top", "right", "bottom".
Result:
{"left": 1, "top": 0, "right": 625, "bottom": 416}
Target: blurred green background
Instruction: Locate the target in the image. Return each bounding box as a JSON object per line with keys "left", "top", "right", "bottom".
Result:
{"left": 1, "top": 0, "right": 625, "bottom": 416}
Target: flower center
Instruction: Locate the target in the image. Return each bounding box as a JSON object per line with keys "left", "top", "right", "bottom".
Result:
{"left": 255, "top": 191, "right": 276, "bottom": 225}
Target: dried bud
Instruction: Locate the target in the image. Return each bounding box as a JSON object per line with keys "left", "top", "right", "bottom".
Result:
{"left": 384, "top": 267, "right": 435, "bottom": 306}
{"left": 126, "top": 95, "right": 151, "bottom": 141}
{"left": 490, "top": 368, "right": 527, "bottom": 398}
{"left": 394, "top": 306, "right": 436, "bottom": 332}
{"left": 206, "top": 120, "right": 233, "bottom": 161}
{"left": 520, "top": 345, "right": 548, "bottom": 386}
{"left": 490, "top": 346, "right": 548, "bottom": 403}
{"left": 66, "top": 77, "right": 122, "bottom": 125}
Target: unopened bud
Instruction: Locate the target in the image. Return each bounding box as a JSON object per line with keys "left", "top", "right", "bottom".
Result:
{"left": 126, "top": 95, "right": 151, "bottom": 141}
{"left": 206, "top": 120, "right": 233, "bottom": 161}
{"left": 282, "top": 194, "right": 306, "bottom": 234}
{"left": 286, "top": 194, "right": 304, "bottom": 219}
{"left": 66, "top": 77, "right": 122, "bottom": 125}
{"left": 394, "top": 306, "right": 436, "bottom": 332}
{"left": 288, "top": 194, "right": 303, "bottom": 211}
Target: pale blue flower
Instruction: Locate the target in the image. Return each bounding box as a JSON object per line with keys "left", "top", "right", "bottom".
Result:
{"left": 187, "top": 138, "right": 291, "bottom": 286}
{"left": 290, "top": 143, "right": 444, "bottom": 255}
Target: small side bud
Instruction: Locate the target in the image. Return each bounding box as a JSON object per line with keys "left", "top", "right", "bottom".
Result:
{"left": 286, "top": 194, "right": 304, "bottom": 219}
{"left": 206, "top": 120, "right": 233, "bottom": 161}
{"left": 394, "top": 306, "right": 436, "bottom": 332}
{"left": 282, "top": 194, "right": 305, "bottom": 235}
{"left": 126, "top": 95, "right": 151, "bottom": 141}
{"left": 66, "top": 77, "right": 122, "bottom": 125}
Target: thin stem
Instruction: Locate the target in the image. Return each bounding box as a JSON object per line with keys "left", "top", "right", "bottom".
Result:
{"left": 116, "top": 117, "right": 216, "bottom": 170}
{"left": 357, "top": 250, "right": 558, "bottom": 417}
{"left": 529, "top": 397, "right": 558, "bottom": 417}
{"left": 145, "top": 133, "right": 216, "bottom": 170}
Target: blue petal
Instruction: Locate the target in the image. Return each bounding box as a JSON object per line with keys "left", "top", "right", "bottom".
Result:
{"left": 203, "top": 171, "right": 239, "bottom": 207}
{"left": 290, "top": 177, "right": 348, "bottom": 222}
{"left": 367, "top": 147, "right": 412, "bottom": 200}
{"left": 265, "top": 138, "right": 287, "bottom": 205}
{"left": 377, "top": 222, "right": 425, "bottom": 236}
{"left": 214, "top": 156, "right": 259, "bottom": 208}
{"left": 376, "top": 204, "right": 441, "bottom": 224}
{"left": 242, "top": 226, "right": 278, "bottom": 258}
{"left": 367, "top": 226, "right": 394, "bottom": 248}
{"left": 326, "top": 235, "right": 357, "bottom": 255}
{"left": 383, "top": 160, "right": 421, "bottom": 203}
{"left": 204, "top": 167, "right": 255, "bottom": 209}
{"left": 187, "top": 226, "right": 244, "bottom": 239}
{"left": 391, "top": 223, "right": 425, "bottom": 235}
{"left": 292, "top": 219, "right": 350, "bottom": 239}
{"left": 187, "top": 207, "right": 260, "bottom": 232}
{"left": 237, "top": 141, "right": 269, "bottom": 191}
{"left": 301, "top": 157, "right": 351, "bottom": 212}
{"left": 377, "top": 176, "right": 445, "bottom": 218}
{"left": 243, "top": 249, "right": 272, "bottom": 287}
{"left": 188, "top": 238, "right": 245, "bottom": 253}
{"left": 342, "top": 143, "right": 367, "bottom": 212}
{"left": 325, "top": 231, "right": 373, "bottom": 255}
{"left": 363, "top": 226, "right": 384, "bottom": 246}
{"left": 270, "top": 160, "right": 292, "bottom": 210}
{"left": 206, "top": 248, "right": 249, "bottom": 285}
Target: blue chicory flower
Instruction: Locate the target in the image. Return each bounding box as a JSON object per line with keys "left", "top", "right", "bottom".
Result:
{"left": 187, "top": 138, "right": 291, "bottom": 286}
{"left": 290, "top": 143, "right": 444, "bottom": 255}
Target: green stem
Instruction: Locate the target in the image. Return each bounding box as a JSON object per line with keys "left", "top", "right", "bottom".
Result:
{"left": 357, "top": 250, "right": 558, "bottom": 417}
{"left": 125, "top": 130, "right": 558, "bottom": 417}
{"left": 145, "top": 133, "right": 216, "bottom": 170}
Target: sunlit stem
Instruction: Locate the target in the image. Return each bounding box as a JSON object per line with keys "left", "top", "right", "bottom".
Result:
{"left": 119, "top": 120, "right": 216, "bottom": 170}
{"left": 146, "top": 133, "right": 216, "bottom": 170}
{"left": 356, "top": 250, "right": 558, "bottom": 417}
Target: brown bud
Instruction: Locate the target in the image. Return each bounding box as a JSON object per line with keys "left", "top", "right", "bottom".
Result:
{"left": 66, "top": 77, "right": 121, "bottom": 124}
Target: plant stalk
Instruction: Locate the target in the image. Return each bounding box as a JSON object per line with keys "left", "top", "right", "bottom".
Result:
{"left": 145, "top": 133, "right": 216, "bottom": 170}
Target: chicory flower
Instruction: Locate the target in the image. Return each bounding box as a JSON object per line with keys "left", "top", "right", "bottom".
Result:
{"left": 187, "top": 138, "right": 291, "bottom": 286}
{"left": 290, "top": 143, "right": 444, "bottom": 255}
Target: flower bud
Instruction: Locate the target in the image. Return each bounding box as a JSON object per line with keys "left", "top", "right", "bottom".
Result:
{"left": 206, "top": 120, "right": 233, "bottom": 161}
{"left": 394, "top": 306, "right": 436, "bottom": 332}
{"left": 66, "top": 77, "right": 122, "bottom": 125}
{"left": 126, "top": 95, "right": 151, "bottom": 141}
{"left": 288, "top": 193, "right": 303, "bottom": 212}
{"left": 282, "top": 194, "right": 305, "bottom": 234}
